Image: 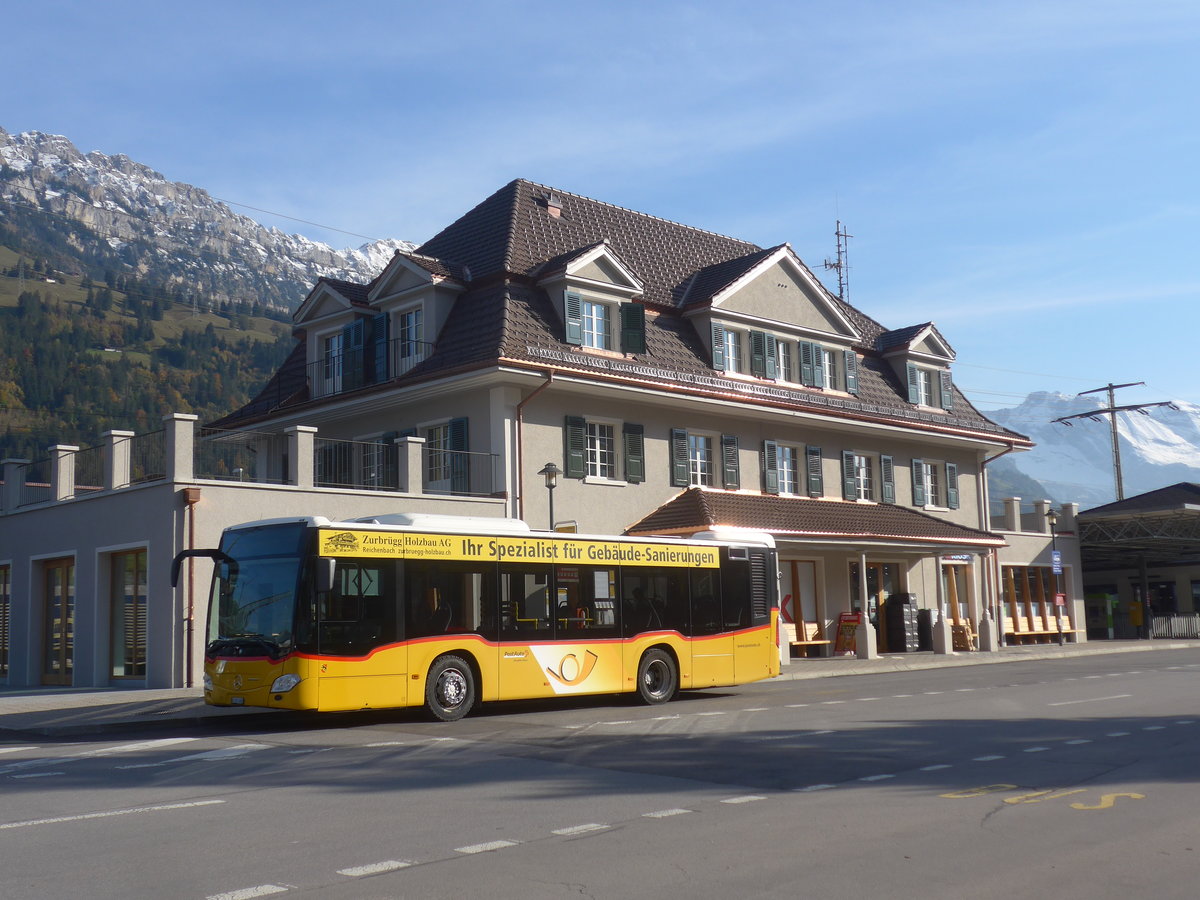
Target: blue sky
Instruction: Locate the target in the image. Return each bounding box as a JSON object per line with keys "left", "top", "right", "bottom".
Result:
{"left": 7, "top": 0, "right": 1199, "bottom": 423}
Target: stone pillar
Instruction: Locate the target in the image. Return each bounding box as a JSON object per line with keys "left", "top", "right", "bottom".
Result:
{"left": 50, "top": 444, "right": 80, "bottom": 501}
{"left": 400, "top": 437, "right": 426, "bottom": 493}
{"left": 164, "top": 413, "right": 198, "bottom": 483}
{"left": 1033, "top": 499, "right": 1053, "bottom": 533}
{"left": 932, "top": 608, "right": 954, "bottom": 654}
{"left": 286, "top": 426, "right": 317, "bottom": 488}
{"left": 855, "top": 619, "right": 879, "bottom": 660}
{"left": 1060, "top": 502, "right": 1079, "bottom": 533}
{"left": 977, "top": 607, "right": 999, "bottom": 652}
{"left": 1003, "top": 497, "right": 1021, "bottom": 532}
{"left": 2, "top": 458, "right": 30, "bottom": 512}
{"left": 104, "top": 430, "right": 135, "bottom": 490}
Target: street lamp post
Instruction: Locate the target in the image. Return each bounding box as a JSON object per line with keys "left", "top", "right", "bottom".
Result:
{"left": 537, "top": 462, "right": 559, "bottom": 531}
{"left": 1046, "top": 508, "right": 1064, "bottom": 645}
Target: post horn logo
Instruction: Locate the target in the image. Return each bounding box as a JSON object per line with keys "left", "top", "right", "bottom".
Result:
{"left": 546, "top": 650, "right": 599, "bottom": 686}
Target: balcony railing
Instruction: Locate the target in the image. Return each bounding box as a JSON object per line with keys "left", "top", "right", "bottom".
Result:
{"left": 129, "top": 429, "right": 166, "bottom": 485}
{"left": 196, "top": 427, "right": 286, "bottom": 484}
{"left": 73, "top": 443, "right": 105, "bottom": 495}
{"left": 423, "top": 447, "right": 500, "bottom": 496}
{"left": 315, "top": 437, "right": 401, "bottom": 491}
{"left": 18, "top": 458, "right": 51, "bottom": 507}
{"left": 310, "top": 338, "right": 435, "bottom": 400}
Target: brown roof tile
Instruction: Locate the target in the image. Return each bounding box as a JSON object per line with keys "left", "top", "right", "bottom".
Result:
{"left": 626, "top": 488, "right": 1005, "bottom": 547}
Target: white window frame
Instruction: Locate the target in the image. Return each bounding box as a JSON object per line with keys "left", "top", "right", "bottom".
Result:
{"left": 779, "top": 341, "right": 794, "bottom": 383}
{"left": 424, "top": 421, "right": 452, "bottom": 492}
{"left": 581, "top": 300, "right": 611, "bottom": 349}
{"left": 778, "top": 443, "right": 801, "bottom": 495}
{"left": 585, "top": 420, "right": 617, "bottom": 481}
{"left": 822, "top": 347, "right": 840, "bottom": 391}
{"left": 723, "top": 329, "right": 743, "bottom": 374}
{"left": 854, "top": 453, "right": 875, "bottom": 501}
{"left": 917, "top": 368, "right": 935, "bottom": 407}
{"left": 919, "top": 460, "right": 943, "bottom": 508}
{"left": 321, "top": 331, "right": 343, "bottom": 395}
{"left": 688, "top": 433, "right": 715, "bottom": 487}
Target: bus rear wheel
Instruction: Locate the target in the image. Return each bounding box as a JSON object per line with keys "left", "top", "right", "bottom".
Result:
{"left": 636, "top": 649, "right": 678, "bottom": 705}
{"left": 426, "top": 654, "right": 476, "bottom": 722}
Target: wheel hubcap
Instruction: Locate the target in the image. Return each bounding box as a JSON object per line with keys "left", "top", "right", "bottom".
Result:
{"left": 438, "top": 669, "right": 467, "bottom": 708}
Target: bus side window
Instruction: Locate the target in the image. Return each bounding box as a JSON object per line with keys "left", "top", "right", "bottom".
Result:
{"left": 500, "top": 564, "right": 553, "bottom": 637}
{"left": 622, "top": 569, "right": 685, "bottom": 636}
{"left": 319, "top": 561, "right": 397, "bottom": 655}
{"left": 690, "top": 570, "right": 722, "bottom": 636}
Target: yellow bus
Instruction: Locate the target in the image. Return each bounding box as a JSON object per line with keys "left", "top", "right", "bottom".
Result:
{"left": 174, "top": 513, "right": 779, "bottom": 720}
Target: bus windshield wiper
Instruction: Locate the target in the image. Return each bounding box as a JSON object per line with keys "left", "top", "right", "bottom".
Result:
{"left": 213, "top": 634, "right": 285, "bottom": 657}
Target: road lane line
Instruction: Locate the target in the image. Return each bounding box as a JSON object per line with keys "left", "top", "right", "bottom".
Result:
{"left": 0, "top": 747, "right": 33, "bottom": 755}
{"left": 206, "top": 886, "right": 289, "bottom": 900}
{"left": 1143, "top": 726, "right": 1165, "bottom": 731}
{"left": 1, "top": 799, "right": 225, "bottom": 831}
{"left": 721, "top": 795, "right": 767, "bottom": 804}
{"left": 742, "top": 707, "right": 769, "bottom": 712}
{"left": 1023, "top": 747, "right": 1050, "bottom": 753}
{"left": 1048, "top": 694, "right": 1131, "bottom": 706}
{"left": 643, "top": 808, "right": 692, "bottom": 818}
{"left": 552, "top": 823, "right": 609, "bottom": 835}
{"left": 973, "top": 755, "right": 1004, "bottom": 762}
{"left": 11, "top": 771, "right": 65, "bottom": 779}
{"left": 456, "top": 840, "right": 519, "bottom": 854}
{"left": 794, "top": 784, "right": 836, "bottom": 792}
{"left": 1106, "top": 732, "right": 1131, "bottom": 737}
{"left": 337, "top": 861, "right": 411, "bottom": 877}
{"left": 921, "top": 765, "right": 953, "bottom": 771}
{"left": 365, "top": 741, "right": 406, "bottom": 747}
{"left": 1065, "top": 739, "right": 1092, "bottom": 745}
{"left": 860, "top": 774, "right": 894, "bottom": 782}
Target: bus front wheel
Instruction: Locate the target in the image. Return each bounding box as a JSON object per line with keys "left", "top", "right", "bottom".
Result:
{"left": 636, "top": 649, "right": 678, "bottom": 705}
{"left": 426, "top": 654, "right": 476, "bottom": 722}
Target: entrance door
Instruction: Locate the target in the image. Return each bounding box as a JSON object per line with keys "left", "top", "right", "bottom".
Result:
{"left": 849, "top": 562, "right": 898, "bottom": 619}
{"left": 42, "top": 557, "right": 75, "bottom": 685}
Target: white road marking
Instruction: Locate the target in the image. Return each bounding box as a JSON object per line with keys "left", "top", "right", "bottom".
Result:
{"left": 1023, "top": 747, "right": 1050, "bottom": 753}
{"left": 600, "top": 721, "right": 633, "bottom": 726}
{"left": 891, "top": 694, "right": 912, "bottom": 699}
{"left": 0, "top": 747, "right": 33, "bottom": 755}
{"left": 552, "top": 823, "right": 609, "bottom": 835}
{"left": 455, "top": 840, "right": 519, "bottom": 854}
{"left": 955, "top": 688, "right": 975, "bottom": 692}
{"left": 1144, "top": 726, "right": 1166, "bottom": 731}
{"left": 1176, "top": 720, "right": 1196, "bottom": 725}
{"left": 920, "top": 764, "right": 953, "bottom": 771}
{"left": 206, "top": 886, "right": 289, "bottom": 900}
{"left": 742, "top": 707, "right": 769, "bottom": 712}
{"left": 337, "top": 860, "right": 411, "bottom": 877}
{"left": 808, "top": 730, "right": 835, "bottom": 735}
{"left": 794, "top": 784, "right": 836, "bottom": 792}
{"left": 167, "top": 743, "right": 271, "bottom": 762}
{"left": 860, "top": 774, "right": 895, "bottom": 782}
{"left": 11, "top": 771, "right": 65, "bottom": 779}
{"left": 696, "top": 711, "right": 726, "bottom": 717}
{"left": 721, "top": 795, "right": 767, "bottom": 804}
{"left": 858, "top": 697, "right": 880, "bottom": 702}
{"left": 82, "top": 737, "right": 197, "bottom": 757}
{"left": 1065, "top": 739, "right": 1092, "bottom": 745}
{"left": 785, "top": 703, "right": 809, "bottom": 708}
{"left": 1107, "top": 732, "right": 1131, "bottom": 737}
{"left": 1, "top": 799, "right": 225, "bottom": 831}
{"left": 366, "top": 741, "right": 406, "bottom": 747}
{"left": 821, "top": 700, "right": 846, "bottom": 705}
{"left": 1049, "top": 694, "right": 1131, "bottom": 706}
{"left": 643, "top": 808, "right": 692, "bottom": 818}
{"left": 973, "top": 755, "right": 1004, "bottom": 761}
{"left": 650, "top": 715, "right": 680, "bottom": 721}
{"left": 924, "top": 691, "right": 945, "bottom": 695}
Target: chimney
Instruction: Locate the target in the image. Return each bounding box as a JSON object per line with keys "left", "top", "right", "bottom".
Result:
{"left": 546, "top": 191, "right": 564, "bottom": 219}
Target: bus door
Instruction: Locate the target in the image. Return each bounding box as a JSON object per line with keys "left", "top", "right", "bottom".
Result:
{"left": 726, "top": 549, "right": 777, "bottom": 682}
{"left": 317, "top": 558, "right": 406, "bottom": 711}
{"left": 688, "top": 567, "right": 735, "bottom": 686}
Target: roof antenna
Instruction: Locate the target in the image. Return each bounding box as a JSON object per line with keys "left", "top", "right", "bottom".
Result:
{"left": 822, "top": 219, "right": 851, "bottom": 301}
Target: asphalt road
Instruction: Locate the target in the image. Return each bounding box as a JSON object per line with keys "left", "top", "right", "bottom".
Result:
{"left": 2, "top": 650, "right": 1198, "bottom": 899}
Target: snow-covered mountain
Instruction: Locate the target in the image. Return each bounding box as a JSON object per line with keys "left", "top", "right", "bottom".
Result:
{"left": 988, "top": 391, "right": 1200, "bottom": 508}
{"left": 0, "top": 127, "right": 412, "bottom": 309}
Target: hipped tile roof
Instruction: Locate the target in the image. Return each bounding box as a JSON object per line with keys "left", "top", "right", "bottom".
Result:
{"left": 626, "top": 488, "right": 1005, "bottom": 548}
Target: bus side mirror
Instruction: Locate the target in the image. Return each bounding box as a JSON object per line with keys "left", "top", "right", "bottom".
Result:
{"left": 317, "top": 558, "right": 336, "bottom": 595}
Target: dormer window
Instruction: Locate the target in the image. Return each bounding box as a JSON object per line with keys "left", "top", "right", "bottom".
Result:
{"left": 564, "top": 291, "right": 646, "bottom": 354}
{"left": 907, "top": 363, "right": 954, "bottom": 411}
{"left": 581, "top": 299, "right": 611, "bottom": 349}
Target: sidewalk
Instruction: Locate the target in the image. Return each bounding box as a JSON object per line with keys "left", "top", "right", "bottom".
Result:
{"left": 3, "top": 639, "right": 1198, "bottom": 738}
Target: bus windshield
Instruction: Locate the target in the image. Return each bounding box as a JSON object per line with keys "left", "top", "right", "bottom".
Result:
{"left": 207, "top": 522, "right": 307, "bottom": 658}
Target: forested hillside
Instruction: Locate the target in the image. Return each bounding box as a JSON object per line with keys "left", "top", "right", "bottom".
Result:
{"left": 0, "top": 246, "right": 294, "bottom": 461}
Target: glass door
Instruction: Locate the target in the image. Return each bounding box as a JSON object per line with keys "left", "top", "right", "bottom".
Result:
{"left": 42, "top": 557, "right": 75, "bottom": 685}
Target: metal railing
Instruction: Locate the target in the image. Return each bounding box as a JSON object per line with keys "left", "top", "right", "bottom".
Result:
{"left": 1151, "top": 614, "right": 1200, "bottom": 639}
{"left": 17, "top": 458, "right": 51, "bottom": 507}
{"left": 315, "top": 437, "right": 401, "bottom": 491}
{"left": 129, "top": 429, "right": 166, "bottom": 485}
{"left": 73, "top": 443, "right": 105, "bottom": 495}
{"left": 196, "top": 427, "right": 286, "bottom": 484}
{"left": 309, "top": 338, "right": 435, "bottom": 400}
{"left": 423, "top": 447, "right": 500, "bottom": 497}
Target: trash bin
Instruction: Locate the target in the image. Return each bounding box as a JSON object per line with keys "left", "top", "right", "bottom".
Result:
{"left": 886, "top": 593, "right": 920, "bottom": 652}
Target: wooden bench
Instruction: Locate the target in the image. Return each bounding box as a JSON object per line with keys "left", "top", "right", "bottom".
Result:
{"left": 787, "top": 620, "right": 832, "bottom": 658}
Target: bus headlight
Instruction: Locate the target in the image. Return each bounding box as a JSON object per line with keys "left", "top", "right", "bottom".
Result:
{"left": 271, "top": 673, "right": 302, "bottom": 693}
{"left": 203, "top": 673, "right": 213, "bottom": 692}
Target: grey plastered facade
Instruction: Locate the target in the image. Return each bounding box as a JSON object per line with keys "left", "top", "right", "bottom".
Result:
{"left": 0, "top": 179, "right": 1085, "bottom": 688}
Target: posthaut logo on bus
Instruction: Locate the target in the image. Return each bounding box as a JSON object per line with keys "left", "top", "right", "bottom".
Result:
{"left": 322, "top": 531, "right": 359, "bottom": 553}
{"left": 546, "top": 650, "right": 599, "bottom": 686}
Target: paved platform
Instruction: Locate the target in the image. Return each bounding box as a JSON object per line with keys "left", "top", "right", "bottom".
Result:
{"left": 2, "top": 639, "right": 1198, "bottom": 738}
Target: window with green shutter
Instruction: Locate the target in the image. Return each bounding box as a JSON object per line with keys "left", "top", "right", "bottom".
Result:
{"left": 940, "top": 370, "right": 954, "bottom": 411}
{"left": 710, "top": 322, "right": 727, "bottom": 371}
{"left": 806, "top": 445, "right": 823, "bottom": 497}
{"left": 911, "top": 457, "right": 926, "bottom": 506}
{"left": 880, "top": 455, "right": 895, "bottom": 504}
{"left": 563, "top": 416, "right": 586, "bottom": 478}
{"left": 844, "top": 349, "right": 859, "bottom": 395}
{"left": 945, "top": 462, "right": 959, "bottom": 509}
{"left": 623, "top": 423, "right": 645, "bottom": 483}
{"left": 564, "top": 291, "right": 583, "bottom": 345}
{"left": 762, "top": 440, "right": 779, "bottom": 495}
{"left": 721, "top": 434, "right": 740, "bottom": 489}
{"left": 620, "top": 303, "right": 646, "bottom": 354}
{"left": 670, "top": 428, "right": 690, "bottom": 487}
